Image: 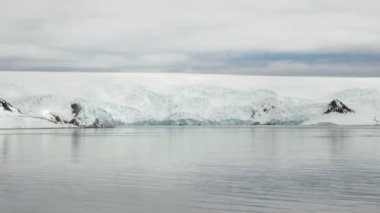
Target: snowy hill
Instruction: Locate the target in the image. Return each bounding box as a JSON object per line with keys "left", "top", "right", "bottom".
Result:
{"left": 1, "top": 97, "right": 73, "bottom": 128}
{"left": 1, "top": 71, "right": 380, "bottom": 128}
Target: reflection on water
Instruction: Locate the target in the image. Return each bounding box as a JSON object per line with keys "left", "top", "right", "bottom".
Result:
{"left": 71, "top": 130, "right": 82, "bottom": 163}
{"left": 0, "top": 126, "right": 380, "bottom": 213}
{"left": 1, "top": 135, "right": 9, "bottom": 163}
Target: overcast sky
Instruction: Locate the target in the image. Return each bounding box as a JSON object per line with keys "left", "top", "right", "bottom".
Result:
{"left": 1, "top": 0, "right": 380, "bottom": 76}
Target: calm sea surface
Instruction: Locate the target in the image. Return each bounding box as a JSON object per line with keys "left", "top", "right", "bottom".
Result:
{"left": 0, "top": 126, "right": 380, "bottom": 213}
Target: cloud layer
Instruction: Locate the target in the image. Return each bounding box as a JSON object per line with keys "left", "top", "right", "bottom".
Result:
{"left": 1, "top": 0, "right": 380, "bottom": 76}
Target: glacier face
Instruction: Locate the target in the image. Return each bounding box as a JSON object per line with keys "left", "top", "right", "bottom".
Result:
{"left": 1, "top": 72, "right": 380, "bottom": 127}
{"left": 9, "top": 86, "right": 270, "bottom": 126}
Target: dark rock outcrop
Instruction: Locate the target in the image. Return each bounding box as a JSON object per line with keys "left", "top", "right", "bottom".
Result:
{"left": 251, "top": 102, "right": 275, "bottom": 118}
{"left": 49, "top": 113, "right": 63, "bottom": 123}
{"left": 66, "top": 117, "right": 81, "bottom": 126}
{"left": 71, "top": 103, "right": 82, "bottom": 117}
{"left": 0, "top": 98, "right": 20, "bottom": 113}
{"left": 324, "top": 99, "right": 354, "bottom": 114}
{"left": 92, "top": 118, "right": 104, "bottom": 128}
{"left": 374, "top": 117, "right": 380, "bottom": 125}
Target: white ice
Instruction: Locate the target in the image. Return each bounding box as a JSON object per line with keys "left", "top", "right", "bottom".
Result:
{"left": 1, "top": 72, "right": 380, "bottom": 128}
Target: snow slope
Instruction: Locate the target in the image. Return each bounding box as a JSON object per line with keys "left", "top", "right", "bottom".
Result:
{"left": 1, "top": 71, "right": 380, "bottom": 127}
{"left": 0, "top": 99, "right": 72, "bottom": 129}
{"left": 0, "top": 111, "right": 72, "bottom": 129}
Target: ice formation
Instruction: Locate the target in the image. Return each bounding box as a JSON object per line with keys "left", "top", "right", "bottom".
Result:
{"left": 1, "top": 72, "right": 380, "bottom": 128}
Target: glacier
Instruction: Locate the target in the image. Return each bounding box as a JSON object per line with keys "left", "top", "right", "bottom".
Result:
{"left": 1, "top": 71, "right": 380, "bottom": 128}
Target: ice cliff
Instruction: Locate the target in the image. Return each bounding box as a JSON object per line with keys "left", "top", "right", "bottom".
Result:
{"left": 1, "top": 72, "right": 380, "bottom": 128}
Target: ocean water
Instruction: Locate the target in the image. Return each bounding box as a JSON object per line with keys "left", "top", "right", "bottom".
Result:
{"left": 0, "top": 126, "right": 379, "bottom": 213}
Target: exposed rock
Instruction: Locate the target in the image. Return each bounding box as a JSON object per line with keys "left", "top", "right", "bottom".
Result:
{"left": 49, "top": 113, "right": 63, "bottom": 123}
{"left": 374, "top": 117, "right": 380, "bottom": 125}
{"left": 0, "top": 98, "right": 20, "bottom": 113}
{"left": 251, "top": 102, "right": 276, "bottom": 118}
{"left": 324, "top": 99, "right": 354, "bottom": 114}
{"left": 92, "top": 118, "right": 103, "bottom": 128}
{"left": 66, "top": 117, "right": 81, "bottom": 126}
{"left": 71, "top": 103, "right": 82, "bottom": 117}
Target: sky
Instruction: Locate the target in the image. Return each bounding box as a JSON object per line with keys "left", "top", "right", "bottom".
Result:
{"left": 1, "top": 0, "right": 380, "bottom": 76}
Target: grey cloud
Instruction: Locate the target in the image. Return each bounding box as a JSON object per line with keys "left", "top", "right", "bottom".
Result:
{"left": 0, "top": 0, "right": 380, "bottom": 76}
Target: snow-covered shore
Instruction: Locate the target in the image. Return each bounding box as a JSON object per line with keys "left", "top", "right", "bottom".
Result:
{"left": 1, "top": 71, "right": 380, "bottom": 128}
